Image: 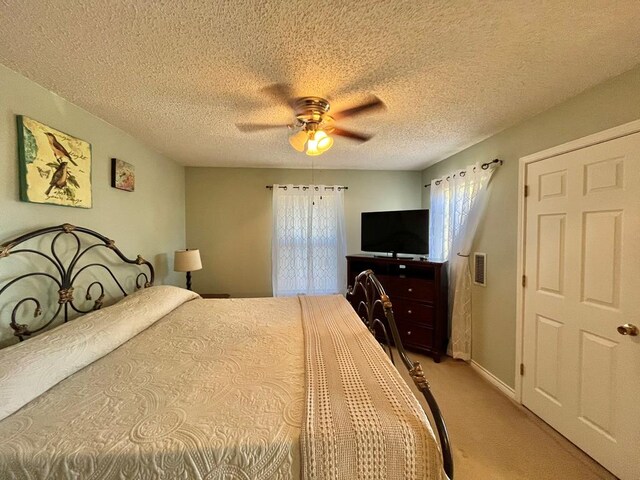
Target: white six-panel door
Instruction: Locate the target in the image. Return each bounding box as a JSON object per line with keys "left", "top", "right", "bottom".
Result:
{"left": 522, "top": 132, "right": 640, "bottom": 479}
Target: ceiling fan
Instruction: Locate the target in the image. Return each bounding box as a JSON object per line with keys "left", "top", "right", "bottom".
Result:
{"left": 236, "top": 84, "right": 385, "bottom": 156}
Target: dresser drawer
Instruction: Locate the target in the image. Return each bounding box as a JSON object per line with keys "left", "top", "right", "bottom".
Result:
{"left": 391, "top": 298, "right": 435, "bottom": 327}
{"left": 378, "top": 274, "right": 435, "bottom": 301}
{"left": 397, "top": 321, "right": 434, "bottom": 351}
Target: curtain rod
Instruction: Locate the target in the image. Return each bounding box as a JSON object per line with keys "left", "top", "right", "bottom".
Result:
{"left": 424, "top": 159, "right": 503, "bottom": 187}
{"left": 266, "top": 185, "right": 348, "bottom": 191}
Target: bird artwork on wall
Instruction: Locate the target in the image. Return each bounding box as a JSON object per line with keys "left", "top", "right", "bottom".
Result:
{"left": 44, "top": 132, "right": 78, "bottom": 166}
{"left": 45, "top": 162, "right": 69, "bottom": 196}
{"left": 111, "top": 158, "right": 135, "bottom": 192}
{"left": 17, "top": 116, "right": 92, "bottom": 208}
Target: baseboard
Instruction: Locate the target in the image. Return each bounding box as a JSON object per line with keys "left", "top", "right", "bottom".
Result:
{"left": 470, "top": 360, "right": 516, "bottom": 400}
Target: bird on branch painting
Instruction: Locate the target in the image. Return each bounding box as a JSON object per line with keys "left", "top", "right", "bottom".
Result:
{"left": 44, "top": 132, "right": 78, "bottom": 166}
{"left": 45, "top": 162, "right": 69, "bottom": 196}
{"left": 18, "top": 116, "right": 91, "bottom": 207}
{"left": 44, "top": 160, "right": 79, "bottom": 197}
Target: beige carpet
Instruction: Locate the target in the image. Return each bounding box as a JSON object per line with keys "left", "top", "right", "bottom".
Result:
{"left": 394, "top": 352, "right": 617, "bottom": 480}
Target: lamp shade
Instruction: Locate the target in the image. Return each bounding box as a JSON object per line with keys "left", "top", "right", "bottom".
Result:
{"left": 314, "top": 130, "right": 333, "bottom": 153}
{"left": 288, "top": 130, "right": 308, "bottom": 152}
{"left": 174, "top": 249, "right": 202, "bottom": 272}
{"left": 306, "top": 136, "right": 321, "bottom": 156}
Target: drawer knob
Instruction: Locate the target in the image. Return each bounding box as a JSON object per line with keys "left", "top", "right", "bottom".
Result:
{"left": 407, "top": 330, "right": 412, "bottom": 336}
{"left": 408, "top": 310, "right": 412, "bottom": 314}
{"left": 408, "top": 288, "right": 413, "bottom": 293}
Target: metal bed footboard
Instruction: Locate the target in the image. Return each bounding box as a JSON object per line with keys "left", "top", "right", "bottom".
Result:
{"left": 346, "top": 269, "right": 454, "bottom": 479}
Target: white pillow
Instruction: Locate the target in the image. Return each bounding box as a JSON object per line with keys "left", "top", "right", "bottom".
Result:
{"left": 0, "top": 285, "right": 200, "bottom": 421}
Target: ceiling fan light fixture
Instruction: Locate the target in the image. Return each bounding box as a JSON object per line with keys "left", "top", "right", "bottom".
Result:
{"left": 238, "top": 90, "right": 383, "bottom": 156}
{"left": 306, "top": 130, "right": 333, "bottom": 156}
{"left": 314, "top": 130, "right": 333, "bottom": 153}
{"left": 306, "top": 135, "right": 322, "bottom": 156}
{"left": 288, "top": 130, "right": 308, "bottom": 152}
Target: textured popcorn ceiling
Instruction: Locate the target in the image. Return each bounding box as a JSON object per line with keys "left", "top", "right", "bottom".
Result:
{"left": 1, "top": 1, "right": 639, "bottom": 170}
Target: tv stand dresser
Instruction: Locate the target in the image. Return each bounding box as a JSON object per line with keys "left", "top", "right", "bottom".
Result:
{"left": 346, "top": 255, "right": 448, "bottom": 362}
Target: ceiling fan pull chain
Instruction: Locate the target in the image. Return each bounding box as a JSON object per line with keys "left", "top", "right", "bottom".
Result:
{"left": 311, "top": 156, "right": 315, "bottom": 205}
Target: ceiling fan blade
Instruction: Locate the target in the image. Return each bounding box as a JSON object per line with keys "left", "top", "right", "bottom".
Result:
{"left": 331, "top": 96, "right": 385, "bottom": 120}
{"left": 235, "top": 123, "right": 290, "bottom": 132}
{"left": 261, "top": 83, "right": 297, "bottom": 109}
{"left": 331, "top": 127, "right": 372, "bottom": 142}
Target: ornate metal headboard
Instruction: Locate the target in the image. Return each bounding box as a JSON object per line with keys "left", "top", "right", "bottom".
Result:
{"left": 0, "top": 223, "right": 154, "bottom": 342}
{"left": 346, "top": 269, "right": 454, "bottom": 479}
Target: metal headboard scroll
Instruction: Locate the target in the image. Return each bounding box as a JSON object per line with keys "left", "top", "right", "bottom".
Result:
{"left": 346, "top": 269, "right": 454, "bottom": 479}
{"left": 0, "top": 224, "right": 154, "bottom": 342}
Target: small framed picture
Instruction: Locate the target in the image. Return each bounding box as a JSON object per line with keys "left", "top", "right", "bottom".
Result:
{"left": 111, "top": 158, "right": 135, "bottom": 192}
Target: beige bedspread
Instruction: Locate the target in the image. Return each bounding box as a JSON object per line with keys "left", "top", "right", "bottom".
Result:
{"left": 0, "top": 292, "right": 305, "bottom": 479}
{"left": 0, "top": 288, "right": 443, "bottom": 479}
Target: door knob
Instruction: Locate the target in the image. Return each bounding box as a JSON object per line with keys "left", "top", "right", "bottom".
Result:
{"left": 617, "top": 324, "right": 639, "bottom": 336}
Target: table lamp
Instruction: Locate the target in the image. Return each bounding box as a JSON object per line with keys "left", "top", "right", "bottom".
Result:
{"left": 174, "top": 249, "right": 202, "bottom": 291}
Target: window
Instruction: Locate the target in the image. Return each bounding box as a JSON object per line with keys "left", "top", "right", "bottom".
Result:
{"left": 428, "top": 164, "right": 498, "bottom": 360}
{"left": 429, "top": 171, "right": 489, "bottom": 261}
{"left": 272, "top": 185, "right": 346, "bottom": 296}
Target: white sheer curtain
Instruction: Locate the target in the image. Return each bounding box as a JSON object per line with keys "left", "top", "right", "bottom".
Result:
{"left": 429, "top": 164, "right": 497, "bottom": 360}
{"left": 272, "top": 185, "right": 347, "bottom": 296}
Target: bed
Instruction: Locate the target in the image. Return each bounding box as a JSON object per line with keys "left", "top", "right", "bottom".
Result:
{"left": 0, "top": 224, "right": 453, "bottom": 479}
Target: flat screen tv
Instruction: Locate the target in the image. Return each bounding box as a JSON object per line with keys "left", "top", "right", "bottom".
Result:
{"left": 361, "top": 209, "right": 429, "bottom": 257}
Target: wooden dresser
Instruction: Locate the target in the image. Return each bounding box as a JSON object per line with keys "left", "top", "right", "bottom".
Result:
{"left": 346, "top": 255, "right": 448, "bottom": 362}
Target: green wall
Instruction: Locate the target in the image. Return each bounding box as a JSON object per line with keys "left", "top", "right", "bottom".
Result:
{"left": 0, "top": 64, "right": 186, "bottom": 344}
{"left": 422, "top": 64, "right": 640, "bottom": 387}
{"left": 185, "top": 168, "right": 422, "bottom": 297}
